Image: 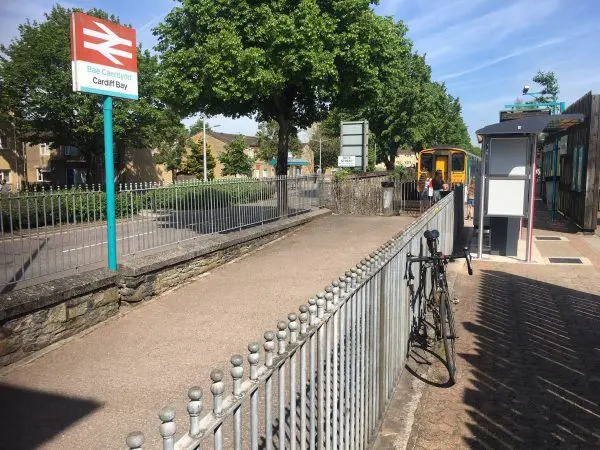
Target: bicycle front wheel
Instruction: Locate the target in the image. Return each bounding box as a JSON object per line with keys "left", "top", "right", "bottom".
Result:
{"left": 439, "top": 289, "right": 457, "bottom": 384}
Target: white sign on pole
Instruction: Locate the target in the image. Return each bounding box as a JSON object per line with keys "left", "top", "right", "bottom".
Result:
{"left": 340, "top": 120, "right": 368, "bottom": 169}
{"left": 338, "top": 155, "right": 357, "bottom": 167}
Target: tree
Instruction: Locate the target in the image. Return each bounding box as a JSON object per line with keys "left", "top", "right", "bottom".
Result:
{"left": 0, "top": 5, "right": 183, "bottom": 182}
{"left": 256, "top": 120, "right": 301, "bottom": 161}
{"left": 154, "top": 121, "right": 187, "bottom": 181}
{"left": 308, "top": 122, "right": 339, "bottom": 173}
{"left": 532, "top": 70, "right": 559, "bottom": 103}
{"left": 155, "top": 0, "right": 403, "bottom": 178}
{"left": 182, "top": 138, "right": 216, "bottom": 180}
{"left": 219, "top": 135, "right": 252, "bottom": 177}
{"left": 187, "top": 117, "right": 212, "bottom": 137}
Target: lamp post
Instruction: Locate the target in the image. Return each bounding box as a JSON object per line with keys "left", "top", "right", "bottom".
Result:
{"left": 202, "top": 119, "right": 220, "bottom": 181}
{"left": 318, "top": 136, "right": 335, "bottom": 174}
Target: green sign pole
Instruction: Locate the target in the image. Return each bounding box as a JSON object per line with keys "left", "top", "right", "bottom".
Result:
{"left": 103, "top": 95, "right": 117, "bottom": 270}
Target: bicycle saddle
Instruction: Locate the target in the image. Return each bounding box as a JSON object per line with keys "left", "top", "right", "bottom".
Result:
{"left": 424, "top": 229, "right": 440, "bottom": 240}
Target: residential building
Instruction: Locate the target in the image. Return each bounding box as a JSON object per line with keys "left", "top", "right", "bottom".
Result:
{"left": 395, "top": 149, "right": 418, "bottom": 167}
{"left": 120, "top": 147, "right": 173, "bottom": 184}
{"left": 374, "top": 148, "right": 418, "bottom": 171}
{"left": 266, "top": 143, "right": 314, "bottom": 176}
{"left": 189, "top": 131, "right": 261, "bottom": 178}
{"left": 0, "top": 121, "right": 24, "bottom": 190}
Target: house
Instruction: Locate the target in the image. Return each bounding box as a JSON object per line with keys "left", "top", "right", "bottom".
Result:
{"left": 267, "top": 143, "right": 314, "bottom": 176}
{"left": 0, "top": 121, "right": 23, "bottom": 189}
{"left": 395, "top": 148, "right": 418, "bottom": 167}
{"left": 374, "top": 148, "right": 418, "bottom": 171}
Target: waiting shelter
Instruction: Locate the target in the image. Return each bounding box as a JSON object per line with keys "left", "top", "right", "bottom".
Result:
{"left": 475, "top": 114, "right": 584, "bottom": 262}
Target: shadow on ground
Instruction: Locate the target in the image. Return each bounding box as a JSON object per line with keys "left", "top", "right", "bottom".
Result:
{"left": 0, "top": 383, "right": 102, "bottom": 449}
{"left": 461, "top": 269, "right": 600, "bottom": 448}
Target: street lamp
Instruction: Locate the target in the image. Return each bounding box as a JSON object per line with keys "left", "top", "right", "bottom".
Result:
{"left": 202, "top": 119, "right": 220, "bottom": 181}
{"left": 318, "top": 136, "right": 335, "bottom": 174}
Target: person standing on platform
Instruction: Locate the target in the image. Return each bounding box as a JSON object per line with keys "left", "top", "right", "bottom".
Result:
{"left": 466, "top": 177, "right": 475, "bottom": 220}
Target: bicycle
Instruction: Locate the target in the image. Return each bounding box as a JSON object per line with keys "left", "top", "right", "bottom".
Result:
{"left": 404, "top": 229, "right": 473, "bottom": 384}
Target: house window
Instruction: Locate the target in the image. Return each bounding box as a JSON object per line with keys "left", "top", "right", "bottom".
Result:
{"left": 62, "top": 146, "right": 80, "bottom": 157}
{"left": 0, "top": 134, "right": 7, "bottom": 149}
{"left": 263, "top": 168, "right": 268, "bottom": 178}
{"left": 66, "top": 168, "right": 86, "bottom": 185}
{"left": 39, "top": 143, "right": 51, "bottom": 156}
{"left": 36, "top": 168, "right": 50, "bottom": 182}
{"left": 0, "top": 170, "right": 9, "bottom": 182}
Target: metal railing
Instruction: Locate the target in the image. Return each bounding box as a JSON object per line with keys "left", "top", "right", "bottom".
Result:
{"left": 322, "top": 176, "right": 419, "bottom": 215}
{"left": 0, "top": 175, "right": 322, "bottom": 290}
{"left": 124, "top": 191, "right": 456, "bottom": 450}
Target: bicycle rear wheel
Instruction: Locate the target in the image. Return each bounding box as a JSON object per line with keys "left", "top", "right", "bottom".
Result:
{"left": 439, "top": 289, "right": 457, "bottom": 383}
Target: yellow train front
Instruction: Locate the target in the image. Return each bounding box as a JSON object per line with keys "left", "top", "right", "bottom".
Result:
{"left": 417, "top": 146, "right": 479, "bottom": 186}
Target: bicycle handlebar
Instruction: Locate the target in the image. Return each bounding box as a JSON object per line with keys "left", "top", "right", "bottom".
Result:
{"left": 405, "top": 246, "right": 473, "bottom": 280}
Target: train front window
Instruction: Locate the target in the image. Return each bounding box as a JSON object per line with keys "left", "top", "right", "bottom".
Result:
{"left": 421, "top": 154, "right": 433, "bottom": 173}
{"left": 452, "top": 153, "right": 465, "bottom": 172}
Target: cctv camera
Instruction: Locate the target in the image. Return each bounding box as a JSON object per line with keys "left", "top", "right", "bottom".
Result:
{"left": 522, "top": 85, "right": 530, "bottom": 94}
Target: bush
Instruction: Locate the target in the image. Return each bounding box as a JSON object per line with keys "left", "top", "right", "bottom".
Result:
{"left": 0, "top": 181, "right": 277, "bottom": 231}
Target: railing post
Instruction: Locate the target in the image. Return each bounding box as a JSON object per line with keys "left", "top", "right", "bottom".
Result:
{"left": 187, "top": 387, "right": 203, "bottom": 437}
{"left": 248, "top": 342, "right": 260, "bottom": 450}
{"left": 264, "top": 331, "right": 275, "bottom": 450}
{"left": 211, "top": 369, "right": 225, "bottom": 449}
{"left": 288, "top": 313, "right": 299, "bottom": 450}
{"left": 158, "top": 407, "right": 176, "bottom": 450}
{"left": 230, "top": 355, "right": 244, "bottom": 450}
{"left": 276, "top": 321, "right": 288, "bottom": 448}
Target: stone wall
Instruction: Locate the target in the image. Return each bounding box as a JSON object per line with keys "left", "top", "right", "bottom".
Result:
{"left": 118, "top": 228, "right": 291, "bottom": 303}
{"left": 0, "top": 209, "right": 329, "bottom": 367}
{"left": 0, "top": 287, "right": 119, "bottom": 366}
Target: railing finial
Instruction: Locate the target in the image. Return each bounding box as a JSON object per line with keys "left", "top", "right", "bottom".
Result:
{"left": 298, "top": 305, "right": 309, "bottom": 335}
{"left": 264, "top": 331, "right": 276, "bottom": 368}
{"left": 187, "top": 387, "right": 203, "bottom": 437}
{"left": 288, "top": 313, "right": 298, "bottom": 344}
{"left": 248, "top": 342, "right": 260, "bottom": 380}
{"left": 276, "top": 321, "right": 287, "bottom": 354}
{"left": 210, "top": 370, "right": 225, "bottom": 416}
{"left": 231, "top": 354, "right": 244, "bottom": 397}
{"left": 158, "top": 407, "right": 176, "bottom": 450}
{"left": 316, "top": 292, "right": 325, "bottom": 319}
{"left": 332, "top": 281, "right": 340, "bottom": 304}
{"left": 308, "top": 297, "right": 317, "bottom": 325}
{"left": 126, "top": 432, "right": 144, "bottom": 449}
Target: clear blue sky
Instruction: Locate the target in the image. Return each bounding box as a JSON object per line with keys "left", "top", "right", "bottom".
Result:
{"left": 2, "top": 0, "right": 600, "bottom": 143}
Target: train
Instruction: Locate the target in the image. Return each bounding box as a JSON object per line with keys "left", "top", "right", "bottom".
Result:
{"left": 416, "top": 146, "right": 481, "bottom": 187}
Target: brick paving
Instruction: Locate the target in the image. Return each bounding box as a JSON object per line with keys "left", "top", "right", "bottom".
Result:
{"left": 403, "top": 213, "right": 600, "bottom": 449}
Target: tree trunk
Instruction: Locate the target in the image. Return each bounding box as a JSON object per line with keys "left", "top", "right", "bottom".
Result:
{"left": 275, "top": 117, "right": 290, "bottom": 216}
{"left": 384, "top": 153, "right": 395, "bottom": 171}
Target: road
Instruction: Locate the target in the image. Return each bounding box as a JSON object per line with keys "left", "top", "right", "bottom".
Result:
{"left": 0, "top": 188, "right": 317, "bottom": 291}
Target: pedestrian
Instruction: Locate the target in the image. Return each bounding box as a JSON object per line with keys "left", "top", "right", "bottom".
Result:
{"left": 432, "top": 171, "right": 443, "bottom": 202}
{"left": 427, "top": 177, "right": 433, "bottom": 203}
{"left": 466, "top": 177, "right": 475, "bottom": 220}
{"left": 418, "top": 171, "right": 429, "bottom": 212}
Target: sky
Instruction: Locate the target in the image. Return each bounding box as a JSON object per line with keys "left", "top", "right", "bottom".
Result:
{"left": 2, "top": 0, "right": 600, "bottom": 144}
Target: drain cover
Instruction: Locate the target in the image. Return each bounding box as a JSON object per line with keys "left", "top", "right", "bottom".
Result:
{"left": 548, "top": 257, "right": 583, "bottom": 264}
{"left": 536, "top": 236, "right": 562, "bottom": 241}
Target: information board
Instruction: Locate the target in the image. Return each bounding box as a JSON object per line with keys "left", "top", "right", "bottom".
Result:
{"left": 340, "top": 120, "right": 368, "bottom": 169}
